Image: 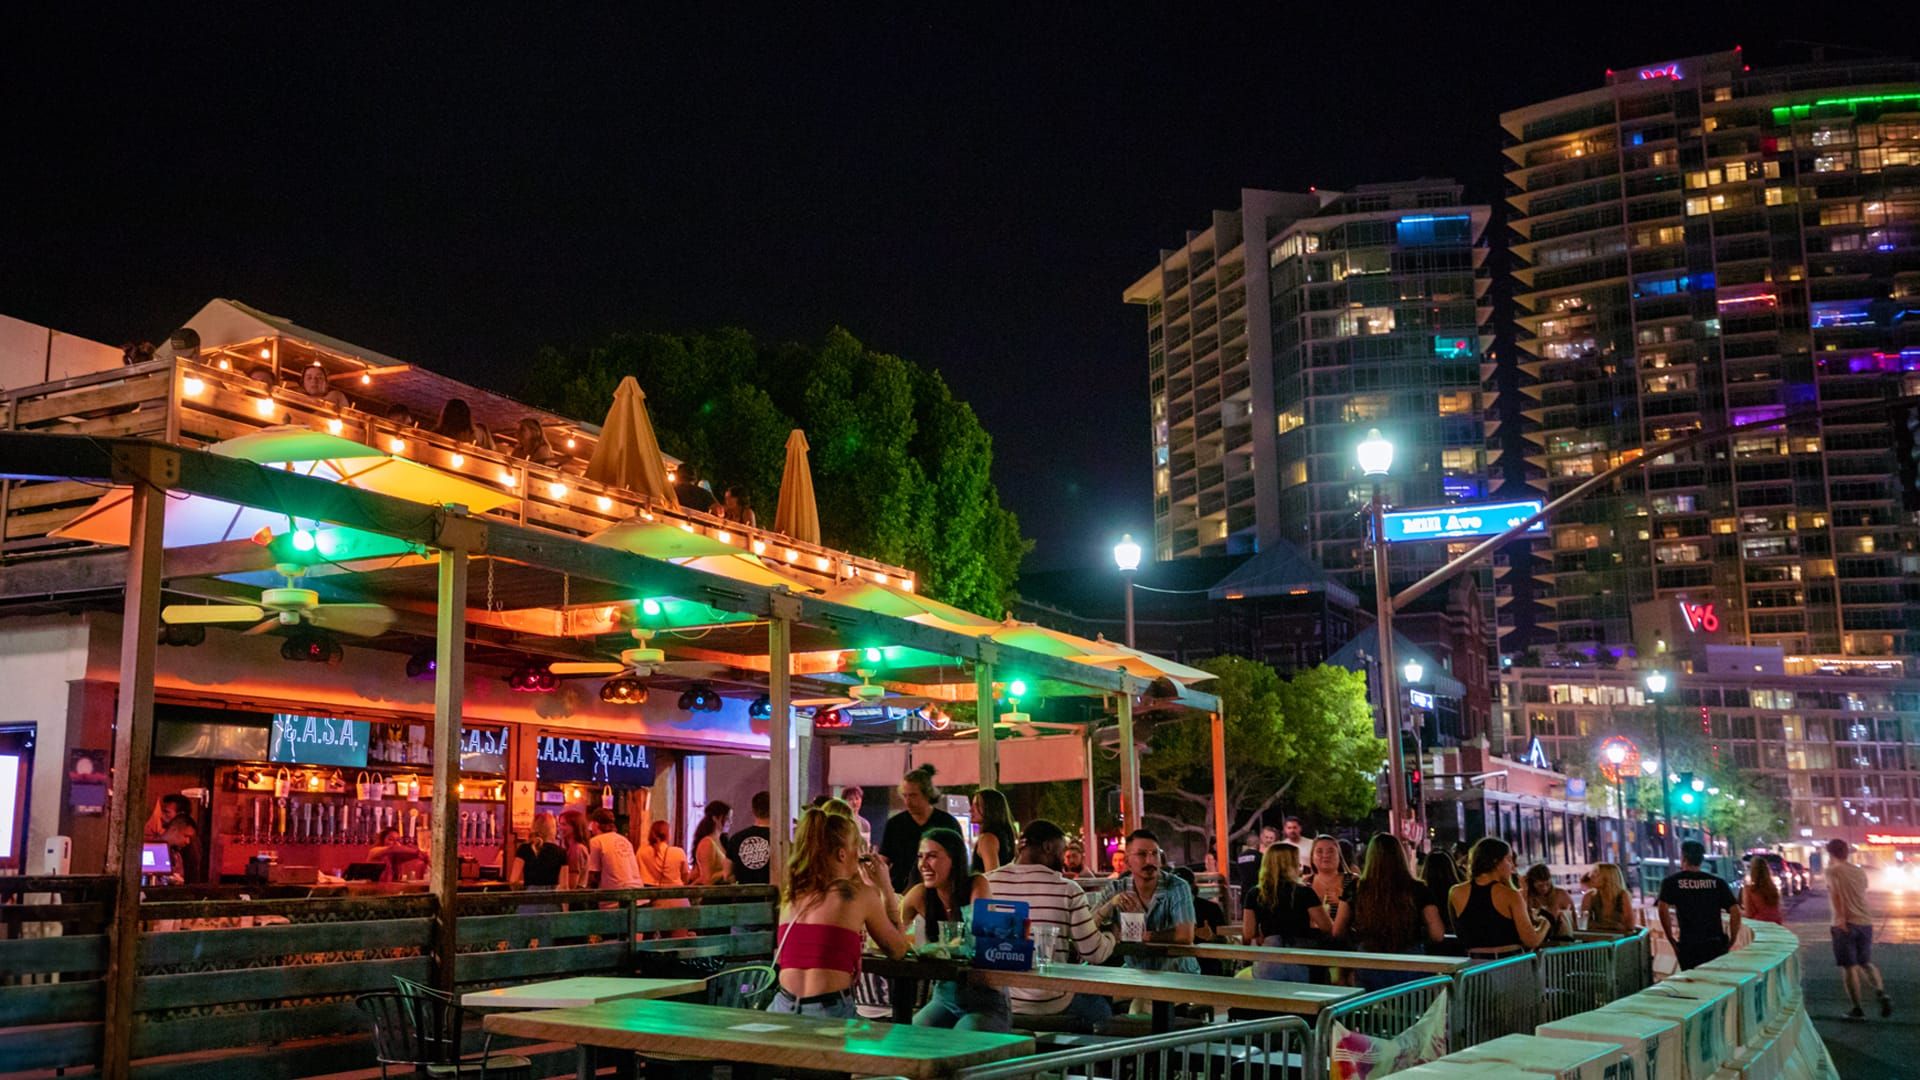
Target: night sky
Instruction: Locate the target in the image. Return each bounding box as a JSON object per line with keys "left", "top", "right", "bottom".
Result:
{"left": 2, "top": 10, "right": 1892, "bottom": 569}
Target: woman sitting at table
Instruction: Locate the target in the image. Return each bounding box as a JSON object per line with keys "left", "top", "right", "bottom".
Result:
{"left": 1243, "top": 844, "right": 1333, "bottom": 983}
{"left": 1448, "top": 837, "right": 1550, "bottom": 959}
{"left": 901, "top": 827, "right": 1011, "bottom": 1031}
{"left": 1582, "top": 862, "right": 1638, "bottom": 933}
{"left": 1523, "top": 862, "right": 1576, "bottom": 941}
{"left": 1333, "top": 834, "right": 1446, "bottom": 990}
{"left": 770, "top": 807, "right": 907, "bottom": 1019}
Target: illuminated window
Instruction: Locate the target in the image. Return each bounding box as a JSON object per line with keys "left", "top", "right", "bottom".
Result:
{"left": 1686, "top": 171, "right": 1708, "bottom": 190}
{"left": 1820, "top": 204, "right": 1861, "bottom": 226}
{"left": 1436, "top": 391, "right": 1474, "bottom": 415}
{"left": 1686, "top": 197, "right": 1711, "bottom": 216}
{"left": 1283, "top": 460, "right": 1307, "bottom": 487}
{"left": 1276, "top": 407, "right": 1304, "bottom": 434}
{"left": 1764, "top": 186, "right": 1785, "bottom": 206}
{"left": 1763, "top": 160, "right": 1781, "bottom": 179}
{"left": 1725, "top": 162, "right": 1749, "bottom": 183}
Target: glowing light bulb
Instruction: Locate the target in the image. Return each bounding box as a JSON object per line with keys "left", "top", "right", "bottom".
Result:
{"left": 596, "top": 495, "right": 613, "bottom": 511}
{"left": 259, "top": 347, "right": 272, "bottom": 359}
{"left": 680, "top": 522, "right": 695, "bottom": 532}
{"left": 216, "top": 358, "right": 230, "bottom": 370}
{"left": 388, "top": 437, "right": 405, "bottom": 453}
{"left": 750, "top": 540, "right": 766, "bottom": 555}
{"left": 816, "top": 556, "right": 830, "bottom": 570}
{"left": 449, "top": 452, "right": 464, "bottom": 467}
{"left": 500, "top": 470, "right": 516, "bottom": 487}
{"left": 326, "top": 418, "right": 344, "bottom": 435}
{"left": 784, "top": 548, "right": 799, "bottom": 563}
{"left": 565, "top": 437, "right": 577, "bottom": 449}
{"left": 716, "top": 530, "right": 732, "bottom": 544}
{"left": 182, "top": 375, "right": 205, "bottom": 396}
{"left": 291, "top": 529, "right": 316, "bottom": 552}
{"left": 548, "top": 481, "right": 568, "bottom": 498}
{"left": 254, "top": 396, "right": 275, "bottom": 417}
{"left": 359, "top": 372, "right": 372, "bottom": 385}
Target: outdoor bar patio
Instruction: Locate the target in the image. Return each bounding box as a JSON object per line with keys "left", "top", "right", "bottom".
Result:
{"left": 0, "top": 313, "right": 1827, "bottom": 1079}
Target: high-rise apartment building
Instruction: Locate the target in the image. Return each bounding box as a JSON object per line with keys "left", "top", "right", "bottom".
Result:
{"left": 1127, "top": 181, "right": 1493, "bottom": 594}
{"left": 1498, "top": 49, "right": 1920, "bottom": 661}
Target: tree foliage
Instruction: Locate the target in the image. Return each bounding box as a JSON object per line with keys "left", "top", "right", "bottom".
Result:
{"left": 524, "top": 327, "right": 1030, "bottom": 615}
{"left": 1138, "top": 658, "right": 1383, "bottom": 850}
{"left": 1571, "top": 706, "right": 1790, "bottom": 850}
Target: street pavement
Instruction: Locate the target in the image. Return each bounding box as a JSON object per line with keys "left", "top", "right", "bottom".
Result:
{"left": 1781, "top": 874, "right": 1919, "bottom": 1079}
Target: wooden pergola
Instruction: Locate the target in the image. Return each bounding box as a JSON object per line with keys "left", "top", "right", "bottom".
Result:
{"left": 0, "top": 431, "right": 1226, "bottom": 1079}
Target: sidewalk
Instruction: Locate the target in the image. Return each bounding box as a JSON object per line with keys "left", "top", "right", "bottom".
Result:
{"left": 1784, "top": 879, "right": 1919, "bottom": 1079}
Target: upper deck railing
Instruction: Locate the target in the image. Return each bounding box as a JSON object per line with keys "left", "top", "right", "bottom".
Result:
{"left": 0, "top": 355, "right": 915, "bottom": 590}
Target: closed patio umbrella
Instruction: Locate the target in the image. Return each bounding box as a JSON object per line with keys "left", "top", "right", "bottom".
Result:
{"left": 773, "top": 429, "right": 820, "bottom": 544}
{"left": 584, "top": 377, "right": 678, "bottom": 507}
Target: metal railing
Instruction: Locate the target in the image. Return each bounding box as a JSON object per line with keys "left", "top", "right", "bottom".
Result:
{"left": 1453, "top": 952, "right": 1541, "bottom": 1046}
{"left": 1537, "top": 939, "right": 1617, "bottom": 1023}
{"left": 1314, "top": 975, "right": 1452, "bottom": 1077}
{"left": 1611, "top": 928, "right": 1652, "bottom": 995}
{"left": 946, "top": 1014, "right": 1312, "bottom": 1080}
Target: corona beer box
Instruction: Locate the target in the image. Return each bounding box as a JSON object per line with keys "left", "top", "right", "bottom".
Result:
{"left": 969, "top": 898, "right": 1033, "bottom": 971}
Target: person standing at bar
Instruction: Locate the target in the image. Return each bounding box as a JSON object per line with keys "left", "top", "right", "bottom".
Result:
{"left": 726, "top": 791, "right": 773, "bottom": 885}
{"left": 879, "top": 765, "right": 960, "bottom": 893}
{"left": 1655, "top": 839, "right": 1741, "bottom": 971}
{"left": 510, "top": 812, "right": 568, "bottom": 889}
{"left": 370, "top": 826, "right": 427, "bottom": 883}
{"left": 690, "top": 800, "right": 731, "bottom": 885}
{"left": 585, "top": 809, "right": 644, "bottom": 890}
{"left": 557, "top": 809, "right": 591, "bottom": 888}
{"left": 838, "top": 785, "right": 872, "bottom": 848}
{"left": 969, "top": 787, "right": 1015, "bottom": 874}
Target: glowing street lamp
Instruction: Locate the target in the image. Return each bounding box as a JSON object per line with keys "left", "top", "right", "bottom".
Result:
{"left": 1357, "top": 428, "right": 1395, "bottom": 477}
{"left": 1113, "top": 534, "right": 1142, "bottom": 648}
{"left": 1606, "top": 742, "right": 1629, "bottom": 767}
{"left": 1645, "top": 669, "right": 1677, "bottom": 862}
{"left": 1403, "top": 659, "right": 1423, "bottom": 685}
{"left": 1358, "top": 428, "right": 1409, "bottom": 841}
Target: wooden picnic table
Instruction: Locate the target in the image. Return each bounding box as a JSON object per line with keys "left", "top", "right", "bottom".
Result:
{"left": 1118, "top": 940, "right": 1473, "bottom": 974}
{"left": 973, "top": 965, "right": 1357, "bottom": 1032}
{"left": 483, "top": 997, "right": 1035, "bottom": 1079}
{"left": 461, "top": 975, "right": 706, "bottom": 1010}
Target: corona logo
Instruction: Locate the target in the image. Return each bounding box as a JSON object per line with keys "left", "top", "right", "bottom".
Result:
{"left": 1679, "top": 600, "right": 1720, "bottom": 633}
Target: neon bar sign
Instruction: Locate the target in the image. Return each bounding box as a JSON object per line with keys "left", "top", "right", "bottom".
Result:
{"left": 1679, "top": 601, "right": 1720, "bottom": 633}
{"left": 1639, "top": 63, "right": 1682, "bottom": 80}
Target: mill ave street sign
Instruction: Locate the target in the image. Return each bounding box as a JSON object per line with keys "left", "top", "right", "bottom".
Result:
{"left": 1381, "top": 499, "right": 1547, "bottom": 544}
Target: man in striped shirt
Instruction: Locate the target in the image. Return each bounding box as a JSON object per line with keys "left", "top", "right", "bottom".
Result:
{"left": 986, "top": 818, "right": 1115, "bottom": 1030}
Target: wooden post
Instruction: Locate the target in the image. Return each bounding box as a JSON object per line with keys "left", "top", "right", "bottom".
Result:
{"left": 1116, "top": 690, "right": 1140, "bottom": 834}
{"left": 767, "top": 595, "right": 797, "bottom": 885}
{"left": 429, "top": 544, "right": 470, "bottom": 993}
{"left": 975, "top": 644, "right": 997, "bottom": 790}
{"left": 1081, "top": 724, "right": 1098, "bottom": 855}
{"left": 101, "top": 449, "right": 171, "bottom": 1080}
{"left": 1210, "top": 710, "right": 1230, "bottom": 884}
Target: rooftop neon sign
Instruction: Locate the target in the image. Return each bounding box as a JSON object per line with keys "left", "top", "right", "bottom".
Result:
{"left": 1639, "top": 63, "right": 1682, "bottom": 80}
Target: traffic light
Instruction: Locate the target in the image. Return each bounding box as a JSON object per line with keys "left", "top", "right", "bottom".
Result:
{"left": 1400, "top": 732, "right": 1423, "bottom": 804}
{"left": 1678, "top": 771, "right": 1697, "bottom": 807}
{"left": 1893, "top": 401, "right": 1920, "bottom": 512}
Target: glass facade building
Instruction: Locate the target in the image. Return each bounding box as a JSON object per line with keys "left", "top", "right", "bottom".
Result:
{"left": 1498, "top": 50, "right": 1920, "bottom": 660}
{"left": 1127, "top": 181, "right": 1493, "bottom": 595}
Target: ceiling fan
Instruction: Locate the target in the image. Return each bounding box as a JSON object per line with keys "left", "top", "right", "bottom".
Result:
{"left": 547, "top": 629, "right": 729, "bottom": 681}
{"left": 991, "top": 709, "right": 1081, "bottom": 739}
{"left": 794, "top": 669, "right": 932, "bottom": 713}
{"left": 161, "top": 567, "right": 396, "bottom": 637}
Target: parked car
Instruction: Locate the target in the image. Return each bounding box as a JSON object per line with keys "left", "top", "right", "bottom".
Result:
{"left": 1786, "top": 861, "right": 1810, "bottom": 892}
{"left": 1745, "top": 851, "right": 1794, "bottom": 895}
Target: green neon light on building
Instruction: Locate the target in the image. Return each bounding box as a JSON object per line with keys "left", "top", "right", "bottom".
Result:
{"left": 1772, "top": 93, "right": 1920, "bottom": 124}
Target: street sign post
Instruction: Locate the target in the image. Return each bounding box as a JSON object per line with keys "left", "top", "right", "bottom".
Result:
{"left": 1380, "top": 499, "right": 1547, "bottom": 544}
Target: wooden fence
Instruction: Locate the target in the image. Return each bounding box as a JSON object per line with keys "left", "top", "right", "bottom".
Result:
{"left": 0, "top": 876, "right": 776, "bottom": 1079}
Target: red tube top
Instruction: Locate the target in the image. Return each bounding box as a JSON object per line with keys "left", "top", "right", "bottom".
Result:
{"left": 776, "top": 922, "right": 863, "bottom": 975}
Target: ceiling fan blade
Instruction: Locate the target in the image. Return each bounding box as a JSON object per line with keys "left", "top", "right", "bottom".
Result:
{"left": 792, "top": 695, "right": 853, "bottom": 708}
{"left": 549, "top": 661, "right": 628, "bottom": 676}
{"left": 163, "top": 604, "right": 266, "bottom": 625}
{"left": 653, "top": 660, "right": 729, "bottom": 678}
{"left": 306, "top": 603, "right": 397, "bottom": 637}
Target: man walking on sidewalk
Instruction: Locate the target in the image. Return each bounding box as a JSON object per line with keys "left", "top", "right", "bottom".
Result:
{"left": 1825, "top": 838, "right": 1892, "bottom": 1020}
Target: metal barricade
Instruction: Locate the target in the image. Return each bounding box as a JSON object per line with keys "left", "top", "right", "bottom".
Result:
{"left": 1313, "top": 975, "right": 1453, "bottom": 1078}
{"left": 1537, "top": 939, "right": 1617, "bottom": 1022}
{"left": 949, "top": 1014, "right": 1312, "bottom": 1080}
{"left": 1610, "top": 928, "right": 1652, "bottom": 996}
{"left": 1453, "top": 952, "right": 1541, "bottom": 1047}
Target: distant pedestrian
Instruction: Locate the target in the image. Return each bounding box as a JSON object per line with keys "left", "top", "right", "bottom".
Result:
{"left": 1825, "top": 839, "right": 1892, "bottom": 1020}
{"left": 1235, "top": 823, "right": 1279, "bottom": 900}
{"left": 1655, "top": 839, "right": 1741, "bottom": 971}
{"left": 1742, "top": 858, "right": 1783, "bottom": 925}
{"left": 1281, "top": 816, "right": 1313, "bottom": 864}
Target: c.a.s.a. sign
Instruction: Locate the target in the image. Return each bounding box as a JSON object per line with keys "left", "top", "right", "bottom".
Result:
{"left": 535, "top": 735, "right": 654, "bottom": 786}
{"left": 269, "top": 714, "right": 370, "bottom": 767}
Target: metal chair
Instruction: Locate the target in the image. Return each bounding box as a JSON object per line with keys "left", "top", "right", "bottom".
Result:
{"left": 705, "top": 964, "right": 778, "bottom": 1009}
{"left": 357, "top": 991, "right": 533, "bottom": 1079}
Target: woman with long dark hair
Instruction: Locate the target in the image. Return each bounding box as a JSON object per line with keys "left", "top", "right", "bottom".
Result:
{"left": 690, "top": 800, "right": 731, "bottom": 885}
{"left": 769, "top": 808, "right": 906, "bottom": 1018}
{"left": 1447, "top": 837, "right": 1549, "bottom": 958}
{"left": 1742, "top": 858, "right": 1783, "bottom": 924}
{"left": 970, "top": 788, "right": 1016, "bottom": 873}
{"left": 557, "top": 809, "right": 591, "bottom": 888}
{"left": 1419, "top": 850, "right": 1460, "bottom": 935}
{"left": 900, "top": 827, "right": 1009, "bottom": 1031}
{"left": 1334, "top": 834, "right": 1446, "bottom": 988}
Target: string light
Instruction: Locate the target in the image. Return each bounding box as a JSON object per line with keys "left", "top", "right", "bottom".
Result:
{"left": 750, "top": 540, "right": 766, "bottom": 555}
{"left": 449, "top": 452, "right": 465, "bottom": 468}
{"left": 597, "top": 495, "right": 614, "bottom": 511}
{"left": 216, "top": 358, "right": 231, "bottom": 371}
{"left": 326, "top": 418, "right": 344, "bottom": 435}
{"left": 565, "top": 437, "right": 577, "bottom": 449}
{"left": 499, "top": 470, "right": 516, "bottom": 487}
{"left": 360, "top": 372, "right": 372, "bottom": 385}
{"left": 182, "top": 375, "right": 206, "bottom": 396}
{"left": 783, "top": 548, "right": 799, "bottom": 563}
{"left": 548, "top": 481, "right": 568, "bottom": 498}
{"left": 716, "top": 530, "right": 732, "bottom": 544}
{"left": 388, "top": 437, "right": 406, "bottom": 454}
{"left": 259, "top": 347, "right": 272, "bottom": 359}
{"left": 254, "top": 396, "right": 276, "bottom": 417}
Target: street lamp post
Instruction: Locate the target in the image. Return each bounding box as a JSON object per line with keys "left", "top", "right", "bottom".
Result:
{"left": 1357, "top": 428, "right": 1409, "bottom": 842}
{"left": 1114, "top": 534, "right": 1141, "bottom": 649}
{"left": 1605, "top": 740, "right": 1630, "bottom": 869}
{"left": 1403, "top": 658, "right": 1425, "bottom": 843}
{"left": 1645, "top": 670, "right": 1678, "bottom": 863}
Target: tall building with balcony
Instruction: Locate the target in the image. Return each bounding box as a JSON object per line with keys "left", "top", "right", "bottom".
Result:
{"left": 1126, "top": 181, "right": 1493, "bottom": 598}
{"left": 1499, "top": 49, "right": 1920, "bottom": 662}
